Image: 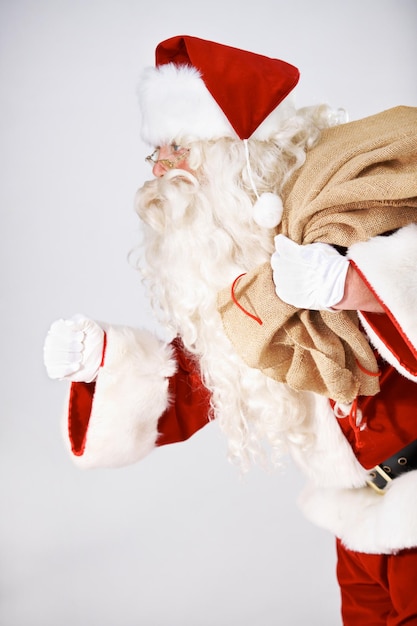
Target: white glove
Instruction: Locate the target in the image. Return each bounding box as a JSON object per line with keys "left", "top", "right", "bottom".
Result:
{"left": 271, "top": 234, "right": 349, "bottom": 310}
{"left": 43, "top": 314, "right": 105, "bottom": 382}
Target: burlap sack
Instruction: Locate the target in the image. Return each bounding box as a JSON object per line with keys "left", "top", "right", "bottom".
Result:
{"left": 218, "top": 106, "right": 417, "bottom": 402}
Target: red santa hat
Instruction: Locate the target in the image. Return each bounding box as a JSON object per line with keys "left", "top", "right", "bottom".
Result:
{"left": 138, "top": 35, "right": 300, "bottom": 228}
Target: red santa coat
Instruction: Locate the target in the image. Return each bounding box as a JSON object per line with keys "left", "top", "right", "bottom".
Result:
{"left": 63, "top": 225, "right": 417, "bottom": 554}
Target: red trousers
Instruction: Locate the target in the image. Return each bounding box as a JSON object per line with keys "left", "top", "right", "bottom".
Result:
{"left": 336, "top": 538, "right": 417, "bottom": 625}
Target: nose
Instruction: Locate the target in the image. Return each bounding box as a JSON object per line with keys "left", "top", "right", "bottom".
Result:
{"left": 152, "top": 161, "right": 166, "bottom": 177}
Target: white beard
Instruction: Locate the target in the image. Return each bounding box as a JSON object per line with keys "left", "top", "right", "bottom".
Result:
{"left": 135, "top": 169, "right": 314, "bottom": 469}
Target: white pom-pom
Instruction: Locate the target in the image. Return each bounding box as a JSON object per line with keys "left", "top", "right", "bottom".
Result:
{"left": 252, "top": 192, "right": 283, "bottom": 228}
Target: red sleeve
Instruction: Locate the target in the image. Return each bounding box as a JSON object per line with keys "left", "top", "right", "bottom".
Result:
{"left": 360, "top": 311, "right": 417, "bottom": 377}
{"left": 68, "top": 380, "right": 95, "bottom": 456}
{"left": 156, "top": 337, "right": 212, "bottom": 446}
{"left": 349, "top": 260, "right": 417, "bottom": 377}
{"left": 67, "top": 336, "right": 211, "bottom": 456}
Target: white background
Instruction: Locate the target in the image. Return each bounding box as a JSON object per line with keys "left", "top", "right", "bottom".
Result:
{"left": 1, "top": 1, "right": 416, "bottom": 624}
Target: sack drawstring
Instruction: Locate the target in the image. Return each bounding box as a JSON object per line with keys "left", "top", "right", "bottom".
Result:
{"left": 231, "top": 273, "right": 263, "bottom": 325}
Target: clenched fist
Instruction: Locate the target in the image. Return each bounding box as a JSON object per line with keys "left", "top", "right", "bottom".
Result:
{"left": 43, "top": 314, "right": 105, "bottom": 383}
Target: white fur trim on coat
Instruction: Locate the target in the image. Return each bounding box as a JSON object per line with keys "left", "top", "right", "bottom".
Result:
{"left": 299, "top": 471, "right": 417, "bottom": 554}
{"left": 348, "top": 223, "right": 417, "bottom": 381}
{"left": 288, "top": 395, "right": 417, "bottom": 553}
{"left": 63, "top": 326, "right": 176, "bottom": 469}
{"left": 288, "top": 395, "right": 368, "bottom": 489}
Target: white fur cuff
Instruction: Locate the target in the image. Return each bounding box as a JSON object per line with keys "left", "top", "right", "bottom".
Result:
{"left": 64, "top": 326, "right": 176, "bottom": 469}
{"left": 348, "top": 224, "right": 417, "bottom": 381}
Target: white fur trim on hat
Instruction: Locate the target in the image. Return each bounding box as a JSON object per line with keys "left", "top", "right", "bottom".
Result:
{"left": 138, "top": 63, "right": 296, "bottom": 146}
{"left": 139, "top": 64, "right": 234, "bottom": 146}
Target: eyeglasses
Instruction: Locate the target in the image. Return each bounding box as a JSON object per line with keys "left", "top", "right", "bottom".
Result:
{"left": 145, "top": 147, "right": 190, "bottom": 169}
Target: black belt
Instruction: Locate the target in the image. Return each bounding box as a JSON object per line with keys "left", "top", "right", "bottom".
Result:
{"left": 367, "top": 439, "right": 417, "bottom": 494}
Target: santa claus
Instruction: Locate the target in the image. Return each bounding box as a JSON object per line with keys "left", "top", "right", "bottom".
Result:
{"left": 44, "top": 36, "right": 417, "bottom": 624}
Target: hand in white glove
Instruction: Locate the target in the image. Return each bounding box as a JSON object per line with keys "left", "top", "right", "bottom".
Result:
{"left": 43, "top": 314, "right": 105, "bottom": 382}
{"left": 271, "top": 234, "right": 349, "bottom": 310}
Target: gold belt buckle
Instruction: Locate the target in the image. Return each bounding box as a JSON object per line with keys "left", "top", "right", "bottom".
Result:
{"left": 367, "top": 465, "right": 393, "bottom": 495}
